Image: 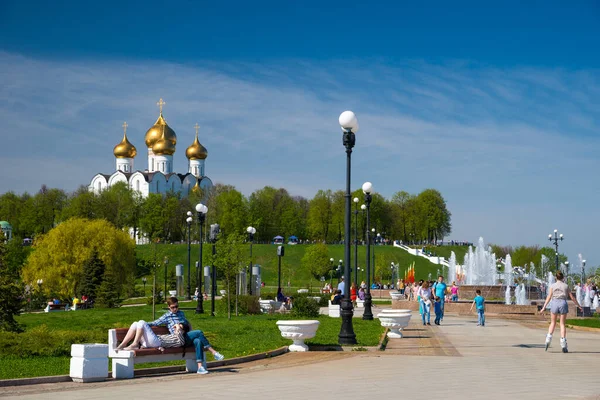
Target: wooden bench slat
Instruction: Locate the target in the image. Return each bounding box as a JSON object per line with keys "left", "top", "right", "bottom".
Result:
{"left": 133, "top": 346, "right": 195, "bottom": 356}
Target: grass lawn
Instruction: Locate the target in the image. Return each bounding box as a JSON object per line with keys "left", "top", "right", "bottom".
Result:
{"left": 566, "top": 318, "right": 600, "bottom": 329}
{"left": 1, "top": 303, "right": 384, "bottom": 380}
{"left": 136, "top": 243, "right": 455, "bottom": 290}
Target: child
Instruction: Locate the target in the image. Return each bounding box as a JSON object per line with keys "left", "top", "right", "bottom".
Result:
{"left": 434, "top": 296, "right": 443, "bottom": 325}
{"left": 470, "top": 289, "right": 485, "bottom": 326}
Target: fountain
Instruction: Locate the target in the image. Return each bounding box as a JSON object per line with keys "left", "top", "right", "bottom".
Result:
{"left": 447, "top": 252, "right": 457, "bottom": 284}
{"left": 504, "top": 255, "right": 513, "bottom": 287}
{"left": 576, "top": 284, "right": 583, "bottom": 305}
{"left": 463, "top": 237, "right": 497, "bottom": 285}
{"left": 517, "top": 283, "right": 527, "bottom": 305}
{"left": 584, "top": 288, "right": 591, "bottom": 308}
{"left": 505, "top": 285, "right": 512, "bottom": 305}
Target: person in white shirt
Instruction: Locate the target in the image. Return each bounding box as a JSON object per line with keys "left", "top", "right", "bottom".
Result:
{"left": 337, "top": 277, "right": 345, "bottom": 296}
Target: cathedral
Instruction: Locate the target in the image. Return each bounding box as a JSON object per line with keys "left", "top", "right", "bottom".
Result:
{"left": 89, "top": 98, "right": 212, "bottom": 197}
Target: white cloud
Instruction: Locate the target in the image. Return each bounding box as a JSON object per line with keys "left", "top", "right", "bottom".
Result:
{"left": 0, "top": 52, "right": 598, "bottom": 266}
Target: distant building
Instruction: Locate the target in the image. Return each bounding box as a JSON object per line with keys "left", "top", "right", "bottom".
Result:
{"left": 89, "top": 98, "right": 213, "bottom": 198}
{"left": 0, "top": 221, "right": 12, "bottom": 241}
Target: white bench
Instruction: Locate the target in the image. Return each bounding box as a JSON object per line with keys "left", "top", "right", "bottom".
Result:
{"left": 356, "top": 299, "right": 364, "bottom": 308}
{"left": 259, "top": 299, "right": 283, "bottom": 314}
{"left": 328, "top": 300, "right": 340, "bottom": 318}
{"left": 108, "top": 326, "right": 199, "bottom": 379}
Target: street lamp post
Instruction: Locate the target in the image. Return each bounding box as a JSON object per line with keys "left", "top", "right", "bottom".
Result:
{"left": 337, "top": 110, "right": 358, "bottom": 345}
{"left": 195, "top": 203, "right": 208, "bottom": 314}
{"left": 329, "top": 258, "right": 334, "bottom": 285}
{"left": 163, "top": 257, "right": 169, "bottom": 300}
{"left": 247, "top": 226, "right": 256, "bottom": 295}
{"left": 565, "top": 261, "right": 570, "bottom": 279}
{"left": 582, "top": 259, "right": 586, "bottom": 285}
{"left": 362, "top": 181, "right": 374, "bottom": 320}
{"left": 548, "top": 229, "right": 564, "bottom": 272}
{"left": 209, "top": 223, "right": 220, "bottom": 317}
{"left": 277, "top": 245, "right": 285, "bottom": 290}
{"left": 186, "top": 211, "right": 193, "bottom": 300}
{"left": 353, "top": 197, "right": 359, "bottom": 288}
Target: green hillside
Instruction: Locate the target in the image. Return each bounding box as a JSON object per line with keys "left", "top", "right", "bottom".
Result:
{"left": 135, "top": 243, "right": 447, "bottom": 289}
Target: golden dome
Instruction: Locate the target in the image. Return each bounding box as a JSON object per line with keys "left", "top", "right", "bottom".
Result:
{"left": 152, "top": 128, "right": 176, "bottom": 155}
{"left": 113, "top": 123, "right": 137, "bottom": 158}
{"left": 145, "top": 114, "right": 177, "bottom": 148}
{"left": 186, "top": 131, "right": 208, "bottom": 160}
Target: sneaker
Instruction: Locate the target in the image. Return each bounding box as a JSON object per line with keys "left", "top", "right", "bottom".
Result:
{"left": 545, "top": 334, "right": 552, "bottom": 351}
{"left": 426, "top": 322, "right": 431, "bottom": 325}
{"left": 214, "top": 352, "right": 224, "bottom": 361}
{"left": 197, "top": 366, "right": 209, "bottom": 375}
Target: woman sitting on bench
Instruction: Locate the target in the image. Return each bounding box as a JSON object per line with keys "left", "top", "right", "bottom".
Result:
{"left": 116, "top": 320, "right": 189, "bottom": 351}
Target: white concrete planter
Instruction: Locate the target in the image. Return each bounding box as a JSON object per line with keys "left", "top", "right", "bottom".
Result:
{"left": 297, "top": 289, "right": 309, "bottom": 294}
{"left": 380, "top": 309, "right": 412, "bottom": 314}
{"left": 276, "top": 320, "right": 320, "bottom": 352}
{"left": 389, "top": 291, "right": 405, "bottom": 301}
{"left": 168, "top": 290, "right": 177, "bottom": 298}
{"left": 377, "top": 313, "right": 411, "bottom": 339}
{"left": 70, "top": 343, "right": 108, "bottom": 383}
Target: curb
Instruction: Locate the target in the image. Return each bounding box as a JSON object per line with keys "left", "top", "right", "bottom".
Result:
{"left": 0, "top": 346, "right": 289, "bottom": 387}
{"left": 567, "top": 324, "right": 600, "bottom": 333}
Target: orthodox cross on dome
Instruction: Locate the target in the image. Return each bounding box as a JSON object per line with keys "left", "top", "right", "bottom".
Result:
{"left": 194, "top": 123, "right": 200, "bottom": 136}
{"left": 157, "top": 98, "right": 166, "bottom": 114}
{"left": 122, "top": 121, "right": 128, "bottom": 135}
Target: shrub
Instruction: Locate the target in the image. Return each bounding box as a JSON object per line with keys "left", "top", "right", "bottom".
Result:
{"left": 146, "top": 292, "right": 164, "bottom": 306}
{"left": 0, "top": 325, "right": 105, "bottom": 357}
{"left": 290, "top": 295, "right": 320, "bottom": 318}
{"left": 216, "top": 295, "right": 261, "bottom": 315}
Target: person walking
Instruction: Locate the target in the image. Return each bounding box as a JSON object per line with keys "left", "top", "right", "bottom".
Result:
{"left": 417, "top": 281, "right": 432, "bottom": 326}
{"left": 539, "top": 271, "right": 582, "bottom": 353}
{"left": 434, "top": 296, "right": 443, "bottom": 325}
{"left": 450, "top": 282, "right": 459, "bottom": 302}
{"left": 433, "top": 276, "right": 447, "bottom": 320}
{"left": 470, "top": 289, "right": 485, "bottom": 327}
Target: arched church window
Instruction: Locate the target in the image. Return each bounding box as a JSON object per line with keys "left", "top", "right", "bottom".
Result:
{"left": 136, "top": 180, "right": 140, "bottom": 192}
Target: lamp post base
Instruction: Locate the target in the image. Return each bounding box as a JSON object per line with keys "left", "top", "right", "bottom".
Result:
{"left": 195, "top": 299, "right": 204, "bottom": 314}
{"left": 338, "top": 298, "right": 357, "bottom": 345}
{"left": 363, "top": 293, "right": 374, "bottom": 320}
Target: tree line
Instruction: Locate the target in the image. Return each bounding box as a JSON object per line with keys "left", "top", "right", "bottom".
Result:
{"left": 0, "top": 183, "right": 452, "bottom": 244}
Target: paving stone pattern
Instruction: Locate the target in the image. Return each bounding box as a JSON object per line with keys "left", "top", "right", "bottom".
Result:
{"left": 2, "top": 315, "right": 599, "bottom": 400}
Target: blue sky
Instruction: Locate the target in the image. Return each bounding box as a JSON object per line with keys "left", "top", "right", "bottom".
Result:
{"left": 0, "top": 1, "right": 599, "bottom": 269}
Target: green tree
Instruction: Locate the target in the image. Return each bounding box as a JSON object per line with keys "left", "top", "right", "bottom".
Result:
{"left": 94, "top": 269, "right": 121, "bottom": 308}
{"left": 32, "top": 185, "right": 68, "bottom": 234}
{"left": 211, "top": 233, "right": 246, "bottom": 319}
{"left": 22, "top": 218, "right": 135, "bottom": 298}
{"left": 307, "top": 190, "right": 332, "bottom": 241}
{"left": 60, "top": 186, "right": 97, "bottom": 221}
{"left": 139, "top": 193, "right": 168, "bottom": 242}
{"left": 0, "top": 230, "right": 24, "bottom": 332}
{"left": 389, "top": 191, "right": 415, "bottom": 241}
{"left": 0, "top": 192, "right": 24, "bottom": 236}
{"left": 214, "top": 186, "right": 248, "bottom": 237}
{"left": 301, "top": 243, "right": 331, "bottom": 289}
{"left": 415, "top": 189, "right": 451, "bottom": 242}
{"left": 78, "top": 252, "right": 105, "bottom": 301}
{"left": 95, "top": 182, "right": 136, "bottom": 229}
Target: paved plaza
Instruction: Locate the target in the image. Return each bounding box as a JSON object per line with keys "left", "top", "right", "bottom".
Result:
{"left": 2, "top": 314, "right": 599, "bottom": 400}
